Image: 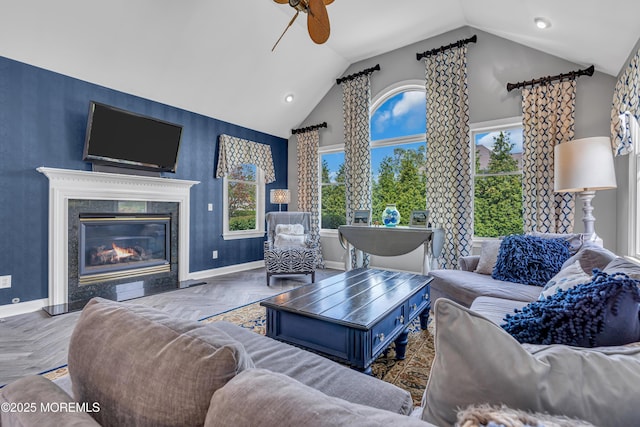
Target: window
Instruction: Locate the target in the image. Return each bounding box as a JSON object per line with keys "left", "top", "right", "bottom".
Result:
{"left": 471, "top": 118, "right": 524, "bottom": 238}
{"left": 320, "top": 149, "right": 346, "bottom": 229}
{"left": 222, "top": 164, "right": 265, "bottom": 240}
{"left": 319, "top": 82, "right": 427, "bottom": 230}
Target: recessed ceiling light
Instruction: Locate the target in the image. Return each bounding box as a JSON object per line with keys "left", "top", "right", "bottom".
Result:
{"left": 284, "top": 94, "right": 294, "bottom": 103}
{"left": 534, "top": 17, "right": 551, "bottom": 29}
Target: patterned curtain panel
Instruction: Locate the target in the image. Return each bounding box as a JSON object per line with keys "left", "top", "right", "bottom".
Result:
{"left": 216, "top": 134, "right": 276, "bottom": 183}
{"left": 521, "top": 80, "right": 576, "bottom": 233}
{"left": 296, "top": 130, "right": 325, "bottom": 268}
{"left": 342, "top": 74, "right": 372, "bottom": 268}
{"left": 424, "top": 45, "right": 473, "bottom": 269}
{"left": 611, "top": 47, "right": 640, "bottom": 156}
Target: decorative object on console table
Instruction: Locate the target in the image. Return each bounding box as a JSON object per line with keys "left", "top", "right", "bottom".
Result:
{"left": 269, "top": 189, "right": 290, "bottom": 211}
{"left": 554, "top": 137, "right": 617, "bottom": 245}
{"left": 382, "top": 204, "right": 400, "bottom": 227}
{"left": 410, "top": 210, "right": 429, "bottom": 228}
{"left": 353, "top": 209, "right": 370, "bottom": 226}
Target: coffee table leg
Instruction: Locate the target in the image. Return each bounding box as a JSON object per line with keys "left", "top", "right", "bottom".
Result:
{"left": 394, "top": 330, "right": 409, "bottom": 360}
{"left": 420, "top": 308, "right": 430, "bottom": 330}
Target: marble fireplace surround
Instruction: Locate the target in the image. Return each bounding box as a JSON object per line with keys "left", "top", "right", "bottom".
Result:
{"left": 38, "top": 167, "right": 199, "bottom": 307}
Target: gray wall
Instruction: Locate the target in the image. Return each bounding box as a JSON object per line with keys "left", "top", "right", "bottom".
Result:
{"left": 290, "top": 26, "right": 619, "bottom": 269}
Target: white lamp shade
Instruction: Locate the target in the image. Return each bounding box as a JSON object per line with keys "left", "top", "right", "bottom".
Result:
{"left": 270, "top": 189, "right": 290, "bottom": 204}
{"left": 554, "top": 137, "right": 617, "bottom": 192}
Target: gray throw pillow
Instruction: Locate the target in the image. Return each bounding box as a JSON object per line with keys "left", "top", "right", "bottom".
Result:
{"left": 474, "top": 240, "right": 501, "bottom": 275}
{"left": 68, "top": 298, "right": 254, "bottom": 427}
{"left": 603, "top": 257, "right": 640, "bottom": 280}
{"left": 560, "top": 243, "right": 617, "bottom": 274}
{"left": 421, "top": 298, "right": 640, "bottom": 427}
{"left": 205, "top": 369, "right": 430, "bottom": 427}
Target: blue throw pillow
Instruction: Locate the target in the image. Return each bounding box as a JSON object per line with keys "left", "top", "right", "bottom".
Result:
{"left": 502, "top": 270, "right": 640, "bottom": 347}
{"left": 492, "top": 235, "right": 571, "bottom": 286}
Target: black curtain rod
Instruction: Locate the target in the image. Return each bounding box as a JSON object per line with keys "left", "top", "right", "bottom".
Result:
{"left": 506, "top": 65, "right": 595, "bottom": 92}
{"left": 416, "top": 35, "right": 477, "bottom": 60}
{"left": 336, "top": 64, "right": 380, "bottom": 85}
{"left": 291, "top": 122, "right": 327, "bottom": 135}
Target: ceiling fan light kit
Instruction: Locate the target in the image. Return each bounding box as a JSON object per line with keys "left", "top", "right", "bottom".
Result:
{"left": 272, "top": 0, "right": 333, "bottom": 51}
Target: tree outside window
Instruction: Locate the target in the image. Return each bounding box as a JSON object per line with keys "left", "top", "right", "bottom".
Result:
{"left": 319, "top": 87, "right": 427, "bottom": 229}
{"left": 473, "top": 125, "right": 524, "bottom": 237}
{"left": 227, "top": 164, "right": 257, "bottom": 231}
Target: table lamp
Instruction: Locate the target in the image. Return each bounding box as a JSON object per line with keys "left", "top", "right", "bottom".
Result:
{"left": 270, "top": 189, "right": 290, "bottom": 211}
{"left": 554, "top": 137, "right": 617, "bottom": 243}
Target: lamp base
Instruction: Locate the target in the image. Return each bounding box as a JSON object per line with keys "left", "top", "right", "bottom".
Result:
{"left": 577, "top": 190, "right": 602, "bottom": 246}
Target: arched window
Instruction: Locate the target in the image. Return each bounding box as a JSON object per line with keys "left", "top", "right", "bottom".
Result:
{"left": 370, "top": 82, "right": 426, "bottom": 225}
{"left": 319, "top": 81, "right": 427, "bottom": 229}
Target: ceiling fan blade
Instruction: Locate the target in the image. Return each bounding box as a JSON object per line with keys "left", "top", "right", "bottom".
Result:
{"left": 273, "top": 0, "right": 289, "bottom": 4}
{"left": 323, "top": 0, "right": 334, "bottom": 4}
{"left": 271, "top": 11, "right": 300, "bottom": 52}
{"left": 307, "top": 0, "right": 330, "bottom": 44}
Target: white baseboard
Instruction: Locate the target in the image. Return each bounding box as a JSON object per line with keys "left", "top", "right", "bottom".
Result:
{"left": 323, "top": 260, "right": 346, "bottom": 270}
{"left": 0, "top": 298, "right": 47, "bottom": 319}
{"left": 187, "top": 260, "right": 266, "bottom": 281}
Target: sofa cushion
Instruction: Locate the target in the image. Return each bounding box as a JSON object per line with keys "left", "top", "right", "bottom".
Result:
{"left": 503, "top": 271, "right": 640, "bottom": 347}
{"left": 492, "top": 235, "right": 571, "bottom": 286}
{"left": 474, "top": 240, "right": 501, "bottom": 275}
{"left": 469, "top": 296, "right": 529, "bottom": 325}
{"left": 212, "top": 321, "right": 413, "bottom": 415}
{"left": 0, "top": 375, "right": 101, "bottom": 427}
{"left": 421, "top": 298, "right": 640, "bottom": 427}
{"left": 539, "top": 260, "right": 592, "bottom": 300}
{"left": 429, "top": 269, "right": 541, "bottom": 308}
{"left": 68, "top": 298, "right": 254, "bottom": 427}
{"left": 204, "top": 369, "right": 433, "bottom": 427}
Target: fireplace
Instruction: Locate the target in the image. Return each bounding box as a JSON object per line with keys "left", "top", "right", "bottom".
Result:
{"left": 64, "top": 199, "right": 180, "bottom": 313}
{"left": 38, "top": 167, "right": 199, "bottom": 315}
{"left": 79, "top": 214, "right": 171, "bottom": 284}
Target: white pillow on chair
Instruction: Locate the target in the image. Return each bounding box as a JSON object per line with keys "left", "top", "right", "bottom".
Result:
{"left": 274, "top": 233, "right": 307, "bottom": 248}
{"left": 275, "top": 224, "right": 304, "bottom": 236}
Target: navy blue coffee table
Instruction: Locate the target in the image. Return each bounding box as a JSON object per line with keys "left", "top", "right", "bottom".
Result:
{"left": 260, "top": 268, "right": 432, "bottom": 374}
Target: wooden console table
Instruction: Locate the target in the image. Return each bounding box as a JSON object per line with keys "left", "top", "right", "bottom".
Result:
{"left": 338, "top": 225, "right": 444, "bottom": 274}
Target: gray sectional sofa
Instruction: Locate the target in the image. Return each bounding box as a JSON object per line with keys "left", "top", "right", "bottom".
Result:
{"left": 422, "top": 234, "right": 640, "bottom": 426}
{"left": 0, "top": 297, "right": 434, "bottom": 427}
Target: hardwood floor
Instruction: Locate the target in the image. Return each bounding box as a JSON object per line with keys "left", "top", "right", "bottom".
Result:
{"left": 0, "top": 267, "right": 341, "bottom": 387}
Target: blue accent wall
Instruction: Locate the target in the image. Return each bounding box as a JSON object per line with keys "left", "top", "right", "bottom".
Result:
{"left": 0, "top": 55, "right": 288, "bottom": 306}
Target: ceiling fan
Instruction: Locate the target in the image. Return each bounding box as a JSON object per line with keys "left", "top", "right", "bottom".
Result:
{"left": 272, "top": 0, "right": 334, "bottom": 51}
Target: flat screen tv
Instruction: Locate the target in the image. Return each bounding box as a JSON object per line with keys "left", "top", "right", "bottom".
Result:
{"left": 83, "top": 101, "right": 183, "bottom": 173}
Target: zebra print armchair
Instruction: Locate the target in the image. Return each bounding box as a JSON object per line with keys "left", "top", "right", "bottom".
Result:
{"left": 264, "top": 212, "right": 317, "bottom": 286}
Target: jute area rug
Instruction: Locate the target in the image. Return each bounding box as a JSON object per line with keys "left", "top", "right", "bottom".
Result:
{"left": 201, "top": 302, "right": 435, "bottom": 406}
{"left": 43, "top": 302, "right": 435, "bottom": 406}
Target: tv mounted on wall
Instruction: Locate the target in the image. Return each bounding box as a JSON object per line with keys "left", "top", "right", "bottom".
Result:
{"left": 83, "top": 101, "right": 183, "bottom": 173}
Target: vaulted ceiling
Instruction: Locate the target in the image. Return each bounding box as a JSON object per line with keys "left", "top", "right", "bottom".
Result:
{"left": 0, "top": 1, "right": 638, "bottom": 138}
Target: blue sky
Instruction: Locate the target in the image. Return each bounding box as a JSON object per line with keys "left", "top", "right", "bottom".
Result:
{"left": 475, "top": 129, "right": 523, "bottom": 154}
{"left": 321, "top": 91, "right": 522, "bottom": 181}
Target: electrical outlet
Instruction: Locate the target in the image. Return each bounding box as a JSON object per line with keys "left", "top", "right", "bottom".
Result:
{"left": 212, "top": 250, "right": 218, "bottom": 259}
{"left": 0, "top": 275, "right": 11, "bottom": 289}
{"left": 208, "top": 203, "right": 213, "bottom": 211}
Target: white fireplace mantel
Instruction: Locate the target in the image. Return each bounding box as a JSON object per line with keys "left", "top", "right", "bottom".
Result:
{"left": 37, "top": 167, "right": 199, "bottom": 307}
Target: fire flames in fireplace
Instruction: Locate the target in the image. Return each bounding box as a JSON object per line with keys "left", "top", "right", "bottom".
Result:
{"left": 90, "top": 242, "right": 151, "bottom": 266}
